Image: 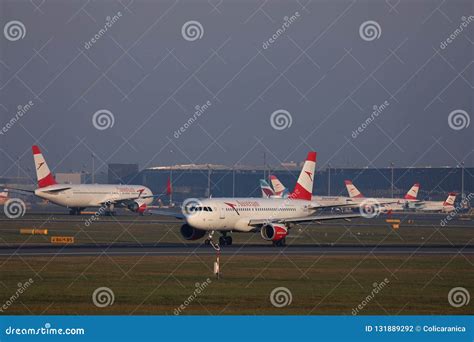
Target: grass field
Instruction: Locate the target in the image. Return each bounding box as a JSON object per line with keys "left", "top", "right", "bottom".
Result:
{"left": 0, "top": 254, "right": 472, "bottom": 315}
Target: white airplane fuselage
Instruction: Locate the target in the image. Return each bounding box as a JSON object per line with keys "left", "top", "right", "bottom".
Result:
{"left": 407, "top": 201, "right": 455, "bottom": 212}
{"left": 185, "top": 197, "right": 313, "bottom": 232}
{"left": 35, "top": 184, "right": 153, "bottom": 208}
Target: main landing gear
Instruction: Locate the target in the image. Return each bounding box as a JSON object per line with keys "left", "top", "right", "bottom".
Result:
{"left": 272, "top": 238, "right": 286, "bottom": 247}
{"left": 69, "top": 208, "right": 83, "bottom": 215}
{"left": 219, "top": 232, "right": 232, "bottom": 246}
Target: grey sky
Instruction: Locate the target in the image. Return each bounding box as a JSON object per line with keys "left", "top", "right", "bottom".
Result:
{"left": 0, "top": 0, "right": 472, "bottom": 179}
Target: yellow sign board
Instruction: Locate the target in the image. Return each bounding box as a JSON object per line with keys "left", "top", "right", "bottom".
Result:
{"left": 20, "top": 229, "right": 48, "bottom": 235}
{"left": 51, "top": 236, "right": 74, "bottom": 244}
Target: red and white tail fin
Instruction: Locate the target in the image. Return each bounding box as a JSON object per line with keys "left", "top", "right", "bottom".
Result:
{"left": 32, "top": 145, "right": 57, "bottom": 188}
{"left": 270, "top": 175, "right": 287, "bottom": 197}
{"left": 404, "top": 183, "right": 420, "bottom": 200}
{"left": 260, "top": 179, "right": 275, "bottom": 198}
{"left": 289, "top": 152, "right": 316, "bottom": 201}
{"left": 344, "top": 180, "right": 364, "bottom": 198}
{"left": 443, "top": 193, "right": 456, "bottom": 206}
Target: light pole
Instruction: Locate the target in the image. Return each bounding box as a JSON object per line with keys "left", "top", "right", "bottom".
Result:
{"left": 263, "top": 152, "right": 266, "bottom": 180}
{"left": 327, "top": 163, "right": 331, "bottom": 196}
{"left": 91, "top": 153, "right": 95, "bottom": 183}
{"left": 461, "top": 161, "right": 465, "bottom": 201}
{"left": 390, "top": 162, "right": 394, "bottom": 198}
{"left": 232, "top": 166, "right": 235, "bottom": 197}
{"left": 169, "top": 166, "right": 173, "bottom": 205}
{"left": 207, "top": 165, "right": 211, "bottom": 198}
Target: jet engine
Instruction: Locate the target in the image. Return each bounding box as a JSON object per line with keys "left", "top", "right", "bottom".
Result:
{"left": 180, "top": 224, "right": 207, "bottom": 240}
{"left": 260, "top": 224, "right": 288, "bottom": 241}
{"left": 127, "top": 201, "right": 147, "bottom": 214}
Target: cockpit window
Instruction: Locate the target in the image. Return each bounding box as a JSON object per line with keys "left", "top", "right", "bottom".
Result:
{"left": 189, "top": 206, "right": 213, "bottom": 212}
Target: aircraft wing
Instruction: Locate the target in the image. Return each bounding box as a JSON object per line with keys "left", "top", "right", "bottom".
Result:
{"left": 248, "top": 213, "right": 361, "bottom": 226}
{"left": 7, "top": 186, "right": 72, "bottom": 194}
{"left": 148, "top": 209, "right": 185, "bottom": 220}
{"left": 5, "top": 187, "right": 35, "bottom": 193}
{"left": 100, "top": 194, "right": 162, "bottom": 206}
{"left": 41, "top": 187, "right": 72, "bottom": 193}
{"left": 309, "top": 203, "right": 359, "bottom": 210}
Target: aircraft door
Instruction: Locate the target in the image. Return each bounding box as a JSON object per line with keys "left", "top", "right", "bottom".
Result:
{"left": 219, "top": 206, "right": 225, "bottom": 219}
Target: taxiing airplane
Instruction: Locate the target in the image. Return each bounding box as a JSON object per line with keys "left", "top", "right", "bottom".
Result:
{"left": 407, "top": 193, "right": 457, "bottom": 212}
{"left": 153, "top": 152, "right": 360, "bottom": 247}
{"left": 11, "top": 146, "right": 156, "bottom": 215}
{"left": 344, "top": 180, "right": 420, "bottom": 211}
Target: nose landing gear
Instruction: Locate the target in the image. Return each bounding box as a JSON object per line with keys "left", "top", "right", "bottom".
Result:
{"left": 204, "top": 231, "right": 220, "bottom": 251}
{"left": 204, "top": 231, "right": 232, "bottom": 247}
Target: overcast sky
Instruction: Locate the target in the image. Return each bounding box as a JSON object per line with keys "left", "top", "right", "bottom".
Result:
{"left": 0, "top": 0, "right": 472, "bottom": 178}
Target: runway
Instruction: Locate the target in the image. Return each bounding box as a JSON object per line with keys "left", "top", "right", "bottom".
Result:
{"left": 0, "top": 243, "right": 472, "bottom": 257}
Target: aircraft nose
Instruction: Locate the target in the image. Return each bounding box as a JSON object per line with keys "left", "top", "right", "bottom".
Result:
{"left": 186, "top": 213, "right": 203, "bottom": 229}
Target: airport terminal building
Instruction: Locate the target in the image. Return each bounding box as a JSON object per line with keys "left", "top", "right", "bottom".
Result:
{"left": 117, "top": 163, "right": 474, "bottom": 205}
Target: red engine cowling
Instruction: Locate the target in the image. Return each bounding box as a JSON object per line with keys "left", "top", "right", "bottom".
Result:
{"left": 128, "top": 202, "right": 147, "bottom": 214}
{"left": 180, "top": 224, "right": 206, "bottom": 240}
{"left": 260, "top": 224, "right": 288, "bottom": 241}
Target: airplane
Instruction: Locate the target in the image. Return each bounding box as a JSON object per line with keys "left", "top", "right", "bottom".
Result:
{"left": 0, "top": 189, "right": 8, "bottom": 206}
{"left": 152, "top": 152, "right": 361, "bottom": 247}
{"left": 10, "top": 146, "right": 156, "bottom": 215}
{"left": 407, "top": 193, "right": 457, "bottom": 212}
{"left": 266, "top": 174, "right": 350, "bottom": 207}
{"left": 344, "top": 180, "right": 420, "bottom": 211}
